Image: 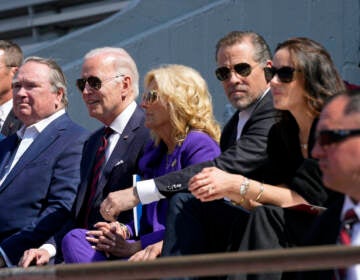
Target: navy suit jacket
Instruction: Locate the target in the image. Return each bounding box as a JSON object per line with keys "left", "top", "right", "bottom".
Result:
{"left": 74, "top": 105, "right": 150, "bottom": 228}
{"left": 0, "top": 113, "right": 89, "bottom": 264}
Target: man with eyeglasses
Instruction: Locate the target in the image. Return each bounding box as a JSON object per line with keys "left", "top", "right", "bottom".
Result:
{"left": 294, "top": 88, "right": 360, "bottom": 279}
{"left": 0, "top": 40, "right": 23, "bottom": 136}
{"left": 19, "top": 47, "right": 149, "bottom": 267}
{"left": 100, "top": 31, "right": 279, "bottom": 255}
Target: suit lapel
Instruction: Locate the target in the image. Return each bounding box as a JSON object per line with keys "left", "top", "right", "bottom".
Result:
{"left": 0, "top": 114, "right": 67, "bottom": 192}
{"left": 1, "top": 109, "right": 22, "bottom": 136}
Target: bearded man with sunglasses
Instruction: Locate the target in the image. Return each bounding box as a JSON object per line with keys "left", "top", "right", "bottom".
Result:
{"left": 100, "top": 31, "right": 280, "bottom": 255}
{"left": 19, "top": 47, "right": 150, "bottom": 267}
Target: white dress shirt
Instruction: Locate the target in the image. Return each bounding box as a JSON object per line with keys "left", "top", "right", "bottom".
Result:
{"left": 136, "top": 88, "right": 270, "bottom": 204}
{"left": 340, "top": 196, "right": 360, "bottom": 280}
{"left": 0, "top": 99, "right": 13, "bottom": 131}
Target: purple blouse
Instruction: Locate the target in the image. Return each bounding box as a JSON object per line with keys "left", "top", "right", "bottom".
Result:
{"left": 127, "top": 130, "right": 220, "bottom": 249}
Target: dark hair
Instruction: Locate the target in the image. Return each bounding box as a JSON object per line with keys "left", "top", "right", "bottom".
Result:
{"left": 215, "top": 31, "right": 271, "bottom": 65}
{"left": 0, "top": 40, "right": 23, "bottom": 67}
{"left": 343, "top": 88, "right": 360, "bottom": 115}
{"left": 275, "top": 37, "right": 346, "bottom": 117}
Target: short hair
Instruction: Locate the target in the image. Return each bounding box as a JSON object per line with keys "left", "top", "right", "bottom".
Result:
{"left": 215, "top": 31, "right": 272, "bottom": 65}
{"left": 343, "top": 88, "right": 360, "bottom": 115}
{"left": 0, "top": 40, "right": 23, "bottom": 67}
{"left": 23, "top": 56, "right": 68, "bottom": 107}
{"left": 84, "top": 47, "right": 139, "bottom": 98}
{"left": 275, "top": 37, "right": 346, "bottom": 117}
{"left": 144, "top": 64, "right": 221, "bottom": 145}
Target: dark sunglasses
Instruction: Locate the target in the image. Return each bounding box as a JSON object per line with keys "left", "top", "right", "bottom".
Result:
{"left": 215, "top": 63, "right": 256, "bottom": 81}
{"left": 317, "top": 129, "right": 360, "bottom": 146}
{"left": 76, "top": 75, "right": 123, "bottom": 92}
{"left": 142, "top": 90, "right": 158, "bottom": 104}
{"left": 264, "top": 66, "right": 300, "bottom": 83}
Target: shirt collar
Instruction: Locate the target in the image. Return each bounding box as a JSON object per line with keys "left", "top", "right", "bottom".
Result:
{"left": 17, "top": 109, "right": 66, "bottom": 138}
{"left": 341, "top": 195, "right": 360, "bottom": 220}
{"left": 0, "top": 99, "right": 13, "bottom": 121}
{"left": 108, "top": 101, "right": 137, "bottom": 135}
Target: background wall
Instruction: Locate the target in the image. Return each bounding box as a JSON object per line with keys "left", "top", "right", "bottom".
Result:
{"left": 24, "top": 0, "right": 360, "bottom": 130}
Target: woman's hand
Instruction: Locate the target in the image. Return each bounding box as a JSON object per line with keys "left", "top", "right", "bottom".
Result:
{"left": 128, "top": 241, "right": 163, "bottom": 261}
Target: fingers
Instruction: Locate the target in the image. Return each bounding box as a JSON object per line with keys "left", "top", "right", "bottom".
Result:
{"left": 18, "top": 249, "right": 50, "bottom": 268}
{"left": 18, "top": 249, "right": 36, "bottom": 267}
{"left": 100, "top": 197, "right": 117, "bottom": 222}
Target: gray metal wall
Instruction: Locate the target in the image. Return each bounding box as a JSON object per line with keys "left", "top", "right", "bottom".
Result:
{"left": 24, "top": 0, "right": 360, "bottom": 130}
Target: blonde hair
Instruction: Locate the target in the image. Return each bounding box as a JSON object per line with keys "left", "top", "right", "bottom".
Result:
{"left": 144, "top": 64, "right": 221, "bottom": 145}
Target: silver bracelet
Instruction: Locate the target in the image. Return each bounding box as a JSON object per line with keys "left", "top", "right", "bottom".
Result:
{"left": 240, "top": 177, "right": 250, "bottom": 197}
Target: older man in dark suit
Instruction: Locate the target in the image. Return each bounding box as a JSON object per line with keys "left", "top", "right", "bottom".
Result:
{"left": 100, "top": 31, "right": 277, "bottom": 256}
{"left": 0, "top": 56, "right": 89, "bottom": 267}
{"left": 19, "top": 47, "right": 149, "bottom": 267}
{"left": 0, "top": 40, "right": 23, "bottom": 136}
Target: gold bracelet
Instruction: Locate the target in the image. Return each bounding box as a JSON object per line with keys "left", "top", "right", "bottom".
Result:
{"left": 255, "top": 182, "right": 264, "bottom": 202}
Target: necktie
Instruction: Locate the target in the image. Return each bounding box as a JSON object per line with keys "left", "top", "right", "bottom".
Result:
{"left": 82, "top": 127, "right": 113, "bottom": 228}
{"left": 0, "top": 134, "right": 20, "bottom": 181}
{"left": 335, "top": 208, "right": 358, "bottom": 279}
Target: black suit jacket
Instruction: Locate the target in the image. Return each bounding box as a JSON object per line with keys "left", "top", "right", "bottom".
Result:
{"left": 154, "top": 90, "right": 278, "bottom": 195}
{"left": 295, "top": 196, "right": 345, "bottom": 279}
{"left": 75, "top": 105, "right": 150, "bottom": 228}
{"left": 1, "top": 109, "right": 22, "bottom": 136}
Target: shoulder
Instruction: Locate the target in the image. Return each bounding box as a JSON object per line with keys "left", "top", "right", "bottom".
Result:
{"left": 183, "top": 131, "right": 218, "bottom": 148}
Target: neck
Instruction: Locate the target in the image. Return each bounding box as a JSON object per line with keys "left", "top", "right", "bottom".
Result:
{"left": 156, "top": 126, "right": 176, "bottom": 153}
{"left": 0, "top": 91, "right": 12, "bottom": 105}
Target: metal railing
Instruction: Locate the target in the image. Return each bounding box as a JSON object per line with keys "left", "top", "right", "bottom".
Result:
{"left": 0, "top": 245, "right": 359, "bottom": 279}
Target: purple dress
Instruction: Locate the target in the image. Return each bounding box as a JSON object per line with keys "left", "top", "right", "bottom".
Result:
{"left": 62, "top": 131, "right": 220, "bottom": 263}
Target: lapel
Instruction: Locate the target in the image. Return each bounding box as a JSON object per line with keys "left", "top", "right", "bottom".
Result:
{"left": 1, "top": 109, "right": 22, "bottom": 136}
{"left": 0, "top": 114, "right": 67, "bottom": 193}
{"left": 94, "top": 106, "right": 143, "bottom": 199}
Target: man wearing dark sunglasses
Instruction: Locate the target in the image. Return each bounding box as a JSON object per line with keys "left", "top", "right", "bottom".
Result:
{"left": 100, "top": 31, "right": 278, "bottom": 254}
{"left": 19, "top": 47, "right": 150, "bottom": 267}
{"left": 296, "top": 89, "right": 360, "bottom": 279}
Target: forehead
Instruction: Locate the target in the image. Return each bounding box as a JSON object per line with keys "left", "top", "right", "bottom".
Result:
{"left": 82, "top": 55, "right": 114, "bottom": 76}
{"left": 273, "top": 48, "right": 293, "bottom": 66}
{"left": 317, "top": 96, "right": 356, "bottom": 129}
{"left": 216, "top": 41, "right": 256, "bottom": 65}
{"left": 16, "top": 61, "right": 50, "bottom": 82}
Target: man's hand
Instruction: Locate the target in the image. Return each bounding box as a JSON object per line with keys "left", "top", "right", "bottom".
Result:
{"left": 100, "top": 187, "right": 140, "bottom": 221}
{"left": 128, "top": 241, "right": 163, "bottom": 261}
{"left": 18, "top": 249, "right": 50, "bottom": 268}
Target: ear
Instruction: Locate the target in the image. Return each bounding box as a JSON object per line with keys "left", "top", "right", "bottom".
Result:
{"left": 54, "top": 88, "right": 64, "bottom": 109}
{"left": 120, "top": 76, "right": 132, "bottom": 99}
{"left": 10, "top": 66, "right": 19, "bottom": 78}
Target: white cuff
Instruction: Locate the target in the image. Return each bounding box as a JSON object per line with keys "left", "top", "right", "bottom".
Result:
{"left": 136, "top": 179, "right": 165, "bottom": 204}
{"left": 39, "top": 244, "right": 56, "bottom": 258}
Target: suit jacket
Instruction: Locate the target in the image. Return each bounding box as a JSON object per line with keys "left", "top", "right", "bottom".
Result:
{"left": 74, "top": 105, "right": 150, "bottom": 228}
{"left": 154, "top": 90, "right": 278, "bottom": 195}
{"left": 0, "top": 113, "right": 89, "bottom": 264}
{"left": 295, "top": 195, "right": 345, "bottom": 279}
{"left": 1, "top": 109, "right": 22, "bottom": 136}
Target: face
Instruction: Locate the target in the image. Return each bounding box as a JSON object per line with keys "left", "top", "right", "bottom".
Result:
{"left": 312, "top": 96, "right": 360, "bottom": 199}
{"left": 270, "top": 48, "right": 308, "bottom": 114}
{"left": 0, "top": 51, "right": 15, "bottom": 102}
{"left": 12, "top": 61, "right": 63, "bottom": 126}
{"left": 141, "top": 80, "right": 171, "bottom": 135}
{"left": 80, "top": 54, "right": 127, "bottom": 125}
{"left": 216, "top": 40, "right": 269, "bottom": 110}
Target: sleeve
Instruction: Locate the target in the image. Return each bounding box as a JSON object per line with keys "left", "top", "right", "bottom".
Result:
{"left": 153, "top": 100, "right": 277, "bottom": 196}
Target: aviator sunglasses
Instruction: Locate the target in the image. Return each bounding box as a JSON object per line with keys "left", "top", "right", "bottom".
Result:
{"left": 264, "top": 66, "right": 300, "bottom": 83}
{"left": 76, "top": 74, "right": 124, "bottom": 92}
{"left": 215, "top": 63, "right": 257, "bottom": 81}
{"left": 317, "top": 129, "right": 360, "bottom": 146}
{"left": 142, "top": 90, "right": 158, "bottom": 104}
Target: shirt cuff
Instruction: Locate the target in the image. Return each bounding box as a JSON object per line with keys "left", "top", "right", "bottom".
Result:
{"left": 0, "top": 246, "right": 13, "bottom": 267}
{"left": 40, "top": 244, "right": 56, "bottom": 258}
{"left": 136, "top": 179, "right": 165, "bottom": 204}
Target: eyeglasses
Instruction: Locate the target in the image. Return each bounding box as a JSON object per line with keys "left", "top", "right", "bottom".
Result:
{"left": 316, "top": 129, "right": 360, "bottom": 146}
{"left": 215, "top": 63, "right": 257, "bottom": 81}
{"left": 264, "top": 66, "right": 300, "bottom": 83}
{"left": 76, "top": 74, "right": 124, "bottom": 92}
{"left": 141, "top": 90, "right": 158, "bottom": 104}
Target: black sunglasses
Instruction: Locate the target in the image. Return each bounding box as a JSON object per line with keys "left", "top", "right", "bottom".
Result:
{"left": 264, "top": 66, "right": 300, "bottom": 83}
{"left": 142, "top": 90, "right": 158, "bottom": 104}
{"left": 76, "top": 75, "right": 124, "bottom": 92}
{"left": 215, "top": 63, "right": 257, "bottom": 81}
{"left": 317, "top": 129, "right": 360, "bottom": 146}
